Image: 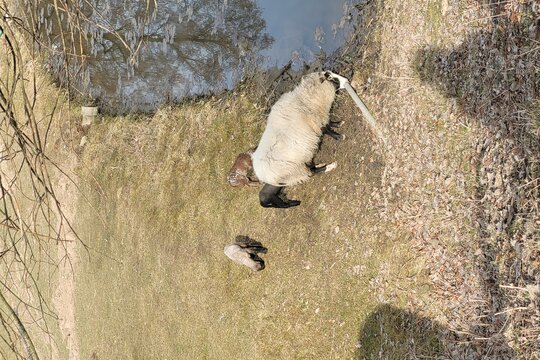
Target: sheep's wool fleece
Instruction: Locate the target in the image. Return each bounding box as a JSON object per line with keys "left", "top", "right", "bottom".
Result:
{"left": 224, "top": 244, "right": 260, "bottom": 270}
{"left": 252, "top": 72, "right": 336, "bottom": 186}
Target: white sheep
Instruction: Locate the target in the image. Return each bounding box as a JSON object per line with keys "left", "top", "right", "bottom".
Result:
{"left": 229, "top": 71, "right": 349, "bottom": 208}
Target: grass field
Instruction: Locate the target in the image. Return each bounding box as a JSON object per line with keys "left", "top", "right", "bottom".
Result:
{"left": 2, "top": 0, "right": 538, "bottom": 358}
{"left": 68, "top": 0, "right": 540, "bottom": 357}
{"left": 73, "top": 91, "right": 435, "bottom": 359}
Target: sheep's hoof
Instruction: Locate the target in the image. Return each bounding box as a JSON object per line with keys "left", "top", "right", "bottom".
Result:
{"left": 325, "top": 162, "right": 337, "bottom": 173}
{"left": 330, "top": 121, "right": 345, "bottom": 128}
{"left": 286, "top": 200, "right": 301, "bottom": 207}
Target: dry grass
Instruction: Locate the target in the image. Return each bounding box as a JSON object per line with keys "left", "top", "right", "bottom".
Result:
{"left": 0, "top": 15, "right": 84, "bottom": 357}
{"left": 61, "top": 0, "right": 539, "bottom": 356}
{"left": 352, "top": 0, "right": 540, "bottom": 357}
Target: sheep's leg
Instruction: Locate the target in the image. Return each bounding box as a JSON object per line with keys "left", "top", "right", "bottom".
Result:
{"left": 309, "top": 162, "right": 337, "bottom": 176}
{"left": 329, "top": 120, "right": 344, "bottom": 128}
{"left": 244, "top": 245, "right": 268, "bottom": 255}
{"left": 322, "top": 125, "right": 344, "bottom": 140}
{"left": 235, "top": 236, "right": 267, "bottom": 253}
{"left": 259, "top": 184, "right": 301, "bottom": 208}
{"left": 248, "top": 253, "right": 266, "bottom": 270}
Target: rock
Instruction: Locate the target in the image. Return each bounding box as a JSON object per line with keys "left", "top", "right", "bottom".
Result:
{"left": 495, "top": 172, "right": 503, "bottom": 188}
{"left": 81, "top": 106, "right": 98, "bottom": 127}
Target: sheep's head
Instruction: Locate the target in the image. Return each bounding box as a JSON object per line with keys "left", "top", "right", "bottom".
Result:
{"left": 316, "top": 71, "right": 338, "bottom": 90}
{"left": 323, "top": 71, "right": 349, "bottom": 89}
{"left": 227, "top": 149, "right": 257, "bottom": 187}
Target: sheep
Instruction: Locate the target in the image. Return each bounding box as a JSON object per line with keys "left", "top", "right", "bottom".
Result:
{"left": 227, "top": 148, "right": 259, "bottom": 187}
{"left": 229, "top": 71, "right": 349, "bottom": 208}
{"left": 223, "top": 235, "right": 267, "bottom": 272}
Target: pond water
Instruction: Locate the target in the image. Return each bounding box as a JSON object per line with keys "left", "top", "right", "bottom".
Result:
{"left": 33, "top": 0, "right": 356, "bottom": 112}
{"left": 258, "top": 0, "right": 351, "bottom": 67}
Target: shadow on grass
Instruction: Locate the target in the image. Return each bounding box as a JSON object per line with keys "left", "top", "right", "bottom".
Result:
{"left": 415, "top": 19, "right": 539, "bottom": 143}
{"left": 355, "top": 304, "right": 444, "bottom": 359}
{"left": 414, "top": 3, "right": 538, "bottom": 356}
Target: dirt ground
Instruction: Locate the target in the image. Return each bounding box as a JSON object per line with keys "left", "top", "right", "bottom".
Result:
{"left": 343, "top": 0, "right": 539, "bottom": 357}
{"left": 6, "top": 0, "right": 538, "bottom": 358}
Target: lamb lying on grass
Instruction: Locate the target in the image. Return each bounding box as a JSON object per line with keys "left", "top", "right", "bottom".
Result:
{"left": 228, "top": 71, "right": 349, "bottom": 208}
{"left": 224, "top": 235, "right": 267, "bottom": 272}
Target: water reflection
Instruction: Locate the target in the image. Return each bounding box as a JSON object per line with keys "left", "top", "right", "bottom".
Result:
{"left": 30, "top": 0, "right": 352, "bottom": 112}
{"left": 258, "top": 0, "right": 353, "bottom": 68}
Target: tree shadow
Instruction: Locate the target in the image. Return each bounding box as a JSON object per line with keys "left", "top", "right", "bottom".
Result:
{"left": 414, "top": 3, "right": 539, "bottom": 355}
{"left": 415, "top": 17, "right": 539, "bottom": 143}
{"left": 355, "top": 304, "right": 517, "bottom": 359}
{"left": 355, "top": 304, "right": 444, "bottom": 359}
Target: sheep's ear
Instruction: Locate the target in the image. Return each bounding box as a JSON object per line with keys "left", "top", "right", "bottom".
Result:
{"left": 320, "top": 71, "right": 333, "bottom": 83}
